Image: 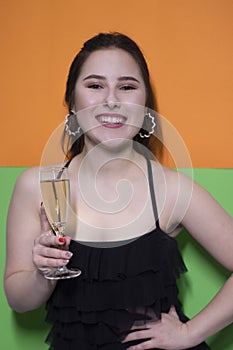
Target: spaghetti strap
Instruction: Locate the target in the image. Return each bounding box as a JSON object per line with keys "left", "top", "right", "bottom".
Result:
{"left": 64, "top": 159, "right": 72, "bottom": 168}
{"left": 146, "top": 158, "right": 160, "bottom": 227}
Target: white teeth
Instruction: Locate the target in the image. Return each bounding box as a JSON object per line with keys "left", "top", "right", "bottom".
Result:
{"left": 99, "top": 116, "right": 124, "bottom": 124}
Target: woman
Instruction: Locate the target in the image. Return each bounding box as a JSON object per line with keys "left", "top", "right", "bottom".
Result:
{"left": 4, "top": 32, "right": 233, "bottom": 350}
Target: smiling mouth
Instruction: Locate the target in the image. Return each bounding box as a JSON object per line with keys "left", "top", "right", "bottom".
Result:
{"left": 96, "top": 114, "right": 127, "bottom": 127}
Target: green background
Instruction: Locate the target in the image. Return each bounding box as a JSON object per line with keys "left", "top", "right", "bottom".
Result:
{"left": 1, "top": 167, "right": 233, "bottom": 349}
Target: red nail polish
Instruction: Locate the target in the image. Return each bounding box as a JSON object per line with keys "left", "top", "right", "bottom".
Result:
{"left": 58, "top": 237, "right": 65, "bottom": 243}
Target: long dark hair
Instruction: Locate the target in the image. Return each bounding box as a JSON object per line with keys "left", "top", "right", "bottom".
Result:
{"left": 62, "top": 32, "right": 163, "bottom": 160}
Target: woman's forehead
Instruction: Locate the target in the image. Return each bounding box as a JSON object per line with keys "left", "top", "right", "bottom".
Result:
{"left": 78, "top": 48, "right": 143, "bottom": 79}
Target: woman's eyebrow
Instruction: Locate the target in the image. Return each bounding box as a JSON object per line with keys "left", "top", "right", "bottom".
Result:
{"left": 118, "top": 76, "right": 140, "bottom": 83}
{"left": 83, "top": 74, "right": 105, "bottom": 81}
{"left": 82, "top": 74, "right": 140, "bottom": 83}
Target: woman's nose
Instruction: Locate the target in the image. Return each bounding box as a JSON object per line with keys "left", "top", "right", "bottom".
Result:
{"left": 104, "top": 89, "right": 120, "bottom": 109}
{"left": 104, "top": 100, "right": 121, "bottom": 109}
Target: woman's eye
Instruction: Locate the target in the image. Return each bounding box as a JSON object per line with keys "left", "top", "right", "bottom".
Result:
{"left": 88, "top": 83, "right": 102, "bottom": 89}
{"left": 88, "top": 84, "right": 103, "bottom": 89}
{"left": 120, "top": 85, "right": 136, "bottom": 90}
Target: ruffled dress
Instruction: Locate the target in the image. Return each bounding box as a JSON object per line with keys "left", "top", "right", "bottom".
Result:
{"left": 45, "top": 160, "right": 210, "bottom": 350}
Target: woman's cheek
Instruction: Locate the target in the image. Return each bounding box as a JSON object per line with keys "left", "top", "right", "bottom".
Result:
{"left": 75, "top": 95, "right": 104, "bottom": 111}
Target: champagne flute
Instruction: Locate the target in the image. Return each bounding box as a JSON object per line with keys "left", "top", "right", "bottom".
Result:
{"left": 40, "top": 165, "right": 81, "bottom": 280}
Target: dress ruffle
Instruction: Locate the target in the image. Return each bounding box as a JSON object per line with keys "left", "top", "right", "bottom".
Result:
{"left": 45, "top": 228, "right": 210, "bottom": 350}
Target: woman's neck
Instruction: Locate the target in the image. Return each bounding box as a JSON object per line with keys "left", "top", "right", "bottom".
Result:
{"left": 79, "top": 139, "right": 143, "bottom": 178}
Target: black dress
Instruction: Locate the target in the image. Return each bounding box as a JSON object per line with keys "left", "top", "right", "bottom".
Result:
{"left": 45, "top": 160, "right": 210, "bottom": 349}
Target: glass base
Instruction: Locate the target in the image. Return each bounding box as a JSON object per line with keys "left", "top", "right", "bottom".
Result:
{"left": 44, "top": 266, "right": 82, "bottom": 280}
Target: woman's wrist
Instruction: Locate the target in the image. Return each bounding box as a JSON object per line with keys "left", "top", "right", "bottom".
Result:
{"left": 185, "top": 319, "right": 208, "bottom": 348}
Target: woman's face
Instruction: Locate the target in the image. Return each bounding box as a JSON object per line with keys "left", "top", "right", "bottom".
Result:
{"left": 73, "top": 48, "right": 147, "bottom": 147}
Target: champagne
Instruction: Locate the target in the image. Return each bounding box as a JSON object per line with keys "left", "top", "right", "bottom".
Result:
{"left": 40, "top": 166, "right": 81, "bottom": 279}
{"left": 40, "top": 179, "right": 70, "bottom": 235}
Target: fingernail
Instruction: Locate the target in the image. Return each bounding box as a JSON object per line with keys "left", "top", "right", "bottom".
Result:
{"left": 58, "top": 237, "right": 65, "bottom": 243}
{"left": 63, "top": 259, "right": 69, "bottom": 264}
{"left": 65, "top": 252, "right": 73, "bottom": 258}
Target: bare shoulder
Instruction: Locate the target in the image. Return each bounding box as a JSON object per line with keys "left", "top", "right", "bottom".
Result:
{"left": 150, "top": 160, "right": 194, "bottom": 200}
{"left": 149, "top": 161, "right": 233, "bottom": 268}
{"left": 15, "top": 166, "right": 40, "bottom": 188}
{"left": 6, "top": 167, "right": 42, "bottom": 247}
{"left": 11, "top": 166, "right": 41, "bottom": 205}
{"left": 149, "top": 161, "right": 195, "bottom": 236}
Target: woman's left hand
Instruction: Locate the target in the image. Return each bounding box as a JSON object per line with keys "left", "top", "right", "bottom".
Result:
{"left": 122, "top": 307, "right": 191, "bottom": 350}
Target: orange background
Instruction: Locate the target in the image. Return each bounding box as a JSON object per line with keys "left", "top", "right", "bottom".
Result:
{"left": 0, "top": 0, "right": 232, "bottom": 167}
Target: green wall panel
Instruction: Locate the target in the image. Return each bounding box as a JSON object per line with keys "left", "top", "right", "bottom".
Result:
{"left": 1, "top": 167, "right": 233, "bottom": 349}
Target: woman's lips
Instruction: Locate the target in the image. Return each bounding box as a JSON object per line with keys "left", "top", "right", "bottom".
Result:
{"left": 96, "top": 114, "right": 127, "bottom": 128}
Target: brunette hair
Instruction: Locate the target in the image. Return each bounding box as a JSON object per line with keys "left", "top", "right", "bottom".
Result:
{"left": 62, "top": 32, "right": 163, "bottom": 160}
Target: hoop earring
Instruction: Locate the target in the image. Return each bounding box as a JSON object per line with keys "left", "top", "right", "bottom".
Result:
{"left": 139, "top": 112, "right": 156, "bottom": 138}
{"left": 65, "top": 111, "right": 82, "bottom": 137}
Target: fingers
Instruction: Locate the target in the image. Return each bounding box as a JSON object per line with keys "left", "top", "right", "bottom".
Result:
{"left": 36, "top": 232, "right": 62, "bottom": 247}
{"left": 33, "top": 236, "right": 73, "bottom": 264}
{"left": 59, "top": 235, "right": 72, "bottom": 247}
{"left": 34, "top": 248, "right": 73, "bottom": 268}
{"left": 32, "top": 245, "right": 73, "bottom": 278}
{"left": 125, "top": 339, "right": 152, "bottom": 350}
{"left": 35, "top": 203, "right": 74, "bottom": 276}
{"left": 122, "top": 328, "right": 151, "bottom": 344}
{"left": 33, "top": 231, "right": 74, "bottom": 276}
{"left": 122, "top": 307, "right": 186, "bottom": 349}
{"left": 167, "top": 305, "right": 179, "bottom": 319}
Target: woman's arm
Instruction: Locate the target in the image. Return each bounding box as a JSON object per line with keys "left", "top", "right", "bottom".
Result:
{"left": 4, "top": 167, "right": 72, "bottom": 313}
{"left": 179, "top": 177, "right": 233, "bottom": 345}
{"left": 124, "top": 169, "right": 233, "bottom": 349}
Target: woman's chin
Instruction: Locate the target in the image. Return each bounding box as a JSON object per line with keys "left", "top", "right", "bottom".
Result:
{"left": 93, "top": 138, "right": 133, "bottom": 153}
{"left": 84, "top": 128, "right": 139, "bottom": 152}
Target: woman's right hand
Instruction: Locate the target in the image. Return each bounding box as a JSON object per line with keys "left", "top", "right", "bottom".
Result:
{"left": 32, "top": 204, "right": 73, "bottom": 277}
